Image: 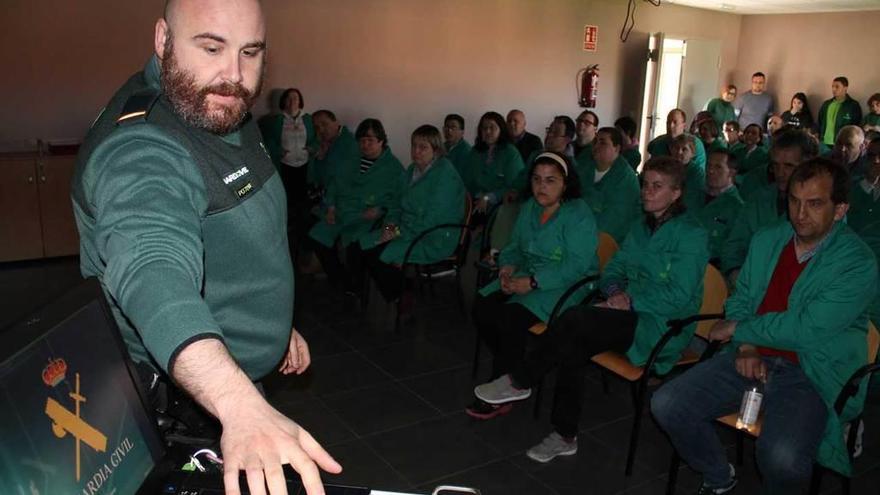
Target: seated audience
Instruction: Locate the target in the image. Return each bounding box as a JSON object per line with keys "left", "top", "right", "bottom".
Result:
{"left": 832, "top": 125, "right": 867, "bottom": 180}
{"left": 697, "top": 117, "right": 728, "bottom": 153}
{"left": 614, "top": 116, "right": 642, "bottom": 170}
{"left": 467, "top": 152, "right": 597, "bottom": 419}
{"left": 865, "top": 93, "right": 880, "bottom": 132}
{"left": 460, "top": 111, "right": 525, "bottom": 215}
{"left": 723, "top": 120, "right": 742, "bottom": 149}
{"left": 310, "top": 118, "right": 403, "bottom": 292}
{"left": 472, "top": 157, "right": 708, "bottom": 463}
{"left": 848, "top": 138, "right": 880, "bottom": 327}
{"left": 652, "top": 157, "right": 877, "bottom": 495}
{"left": 733, "top": 123, "right": 770, "bottom": 196}
{"left": 355, "top": 125, "right": 466, "bottom": 306}
{"left": 508, "top": 109, "right": 543, "bottom": 162}
{"left": 706, "top": 84, "right": 737, "bottom": 130}
{"left": 781, "top": 92, "right": 815, "bottom": 130}
{"left": 309, "top": 110, "right": 359, "bottom": 197}
{"left": 721, "top": 129, "right": 817, "bottom": 279}
{"left": 577, "top": 127, "right": 641, "bottom": 243}
{"left": 670, "top": 134, "right": 707, "bottom": 212}
{"left": 443, "top": 113, "right": 472, "bottom": 177}
{"left": 819, "top": 76, "right": 863, "bottom": 147}
{"left": 648, "top": 108, "right": 707, "bottom": 170}
{"left": 693, "top": 150, "right": 744, "bottom": 265}
{"left": 573, "top": 110, "right": 599, "bottom": 163}
{"left": 766, "top": 113, "right": 784, "bottom": 136}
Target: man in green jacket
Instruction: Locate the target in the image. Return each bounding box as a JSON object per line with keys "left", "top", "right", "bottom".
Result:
{"left": 848, "top": 139, "right": 880, "bottom": 327}
{"left": 576, "top": 126, "right": 641, "bottom": 243}
{"left": 70, "top": 1, "right": 340, "bottom": 493}
{"left": 818, "top": 76, "right": 864, "bottom": 147}
{"left": 706, "top": 84, "right": 738, "bottom": 130}
{"left": 721, "top": 129, "right": 817, "bottom": 279}
{"left": 443, "top": 113, "right": 472, "bottom": 177}
{"left": 693, "top": 149, "right": 744, "bottom": 264}
{"left": 648, "top": 108, "right": 707, "bottom": 171}
{"left": 309, "top": 110, "right": 359, "bottom": 194}
{"left": 653, "top": 157, "right": 877, "bottom": 494}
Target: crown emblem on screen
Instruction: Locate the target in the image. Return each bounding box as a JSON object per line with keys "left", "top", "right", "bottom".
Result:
{"left": 42, "top": 358, "right": 68, "bottom": 387}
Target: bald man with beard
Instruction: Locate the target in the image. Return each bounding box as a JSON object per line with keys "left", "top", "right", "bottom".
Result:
{"left": 72, "top": 1, "right": 341, "bottom": 493}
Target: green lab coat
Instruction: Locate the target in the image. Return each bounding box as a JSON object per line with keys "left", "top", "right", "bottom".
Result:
{"left": 707, "top": 98, "right": 736, "bottom": 130}
{"left": 622, "top": 147, "right": 642, "bottom": 170}
{"left": 446, "top": 139, "right": 473, "bottom": 179}
{"left": 729, "top": 221, "right": 877, "bottom": 476}
{"left": 847, "top": 185, "right": 880, "bottom": 326}
{"left": 647, "top": 133, "right": 707, "bottom": 171}
{"left": 359, "top": 157, "right": 466, "bottom": 265}
{"left": 720, "top": 183, "right": 786, "bottom": 274}
{"left": 460, "top": 143, "right": 524, "bottom": 201}
{"left": 692, "top": 187, "right": 744, "bottom": 261}
{"left": 307, "top": 126, "right": 359, "bottom": 190}
{"left": 577, "top": 155, "right": 641, "bottom": 243}
{"left": 601, "top": 213, "right": 709, "bottom": 374}
{"left": 683, "top": 160, "right": 707, "bottom": 213}
{"left": 733, "top": 145, "right": 770, "bottom": 197}
{"left": 479, "top": 198, "right": 599, "bottom": 322}
{"left": 309, "top": 148, "right": 403, "bottom": 247}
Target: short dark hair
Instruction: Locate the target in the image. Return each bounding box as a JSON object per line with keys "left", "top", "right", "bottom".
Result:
{"left": 312, "top": 109, "right": 337, "bottom": 121}
{"left": 752, "top": 72, "right": 766, "bottom": 79}
{"left": 597, "top": 127, "right": 623, "bottom": 148}
{"left": 642, "top": 156, "right": 688, "bottom": 214}
{"left": 771, "top": 129, "right": 818, "bottom": 161}
{"left": 279, "top": 88, "right": 304, "bottom": 111}
{"left": 833, "top": 76, "right": 849, "bottom": 87}
{"left": 698, "top": 119, "right": 719, "bottom": 138}
{"left": 725, "top": 84, "right": 737, "bottom": 92}
{"left": 527, "top": 151, "right": 582, "bottom": 200}
{"left": 355, "top": 118, "right": 389, "bottom": 149}
{"left": 867, "top": 93, "right": 880, "bottom": 108}
{"left": 553, "top": 115, "right": 576, "bottom": 139}
{"left": 788, "top": 157, "right": 850, "bottom": 205}
{"left": 614, "top": 116, "right": 637, "bottom": 139}
{"left": 473, "top": 111, "right": 511, "bottom": 152}
{"left": 743, "top": 123, "right": 763, "bottom": 137}
{"left": 412, "top": 124, "right": 445, "bottom": 158}
{"left": 444, "top": 114, "right": 465, "bottom": 130}
{"left": 578, "top": 110, "right": 599, "bottom": 127}
{"left": 668, "top": 108, "right": 687, "bottom": 123}
{"left": 709, "top": 149, "right": 739, "bottom": 170}
{"left": 723, "top": 120, "right": 741, "bottom": 132}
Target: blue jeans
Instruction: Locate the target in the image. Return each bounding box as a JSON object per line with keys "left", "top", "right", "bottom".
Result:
{"left": 651, "top": 351, "right": 828, "bottom": 493}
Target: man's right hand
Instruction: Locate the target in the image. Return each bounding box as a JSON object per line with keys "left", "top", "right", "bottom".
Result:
{"left": 172, "top": 339, "right": 342, "bottom": 495}
{"left": 735, "top": 345, "right": 767, "bottom": 382}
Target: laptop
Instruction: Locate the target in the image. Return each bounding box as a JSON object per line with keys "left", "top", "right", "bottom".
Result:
{"left": 0, "top": 279, "right": 378, "bottom": 495}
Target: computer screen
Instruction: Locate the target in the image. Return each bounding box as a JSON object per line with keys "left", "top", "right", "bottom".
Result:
{"left": 0, "top": 280, "right": 164, "bottom": 495}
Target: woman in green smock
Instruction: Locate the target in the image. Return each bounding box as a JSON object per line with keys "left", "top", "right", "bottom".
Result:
{"left": 471, "top": 157, "right": 708, "bottom": 464}
{"left": 734, "top": 123, "right": 771, "bottom": 197}
{"left": 466, "top": 152, "right": 597, "bottom": 420}
{"left": 309, "top": 118, "right": 403, "bottom": 291}
{"left": 459, "top": 111, "right": 524, "bottom": 220}
{"left": 354, "top": 125, "right": 466, "bottom": 304}
{"left": 670, "top": 134, "right": 706, "bottom": 213}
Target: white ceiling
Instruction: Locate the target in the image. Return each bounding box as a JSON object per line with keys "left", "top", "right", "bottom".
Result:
{"left": 664, "top": 0, "right": 880, "bottom": 15}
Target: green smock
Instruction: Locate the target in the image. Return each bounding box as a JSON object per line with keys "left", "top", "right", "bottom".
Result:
{"left": 720, "top": 183, "right": 786, "bottom": 274}
{"left": 460, "top": 143, "right": 524, "bottom": 202}
{"left": 308, "top": 126, "right": 359, "bottom": 190}
{"left": 691, "top": 187, "right": 744, "bottom": 261}
{"left": 577, "top": 155, "right": 641, "bottom": 243}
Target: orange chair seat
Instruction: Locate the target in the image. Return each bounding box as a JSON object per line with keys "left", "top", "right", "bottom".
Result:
{"left": 591, "top": 351, "right": 645, "bottom": 382}
{"left": 717, "top": 412, "right": 763, "bottom": 436}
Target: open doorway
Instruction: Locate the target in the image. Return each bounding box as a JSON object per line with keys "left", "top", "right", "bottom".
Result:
{"left": 638, "top": 34, "right": 721, "bottom": 168}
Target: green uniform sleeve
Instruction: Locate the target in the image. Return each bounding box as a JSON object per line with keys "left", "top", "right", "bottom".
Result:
{"left": 498, "top": 203, "right": 528, "bottom": 269}
{"left": 532, "top": 207, "right": 599, "bottom": 291}
{"left": 88, "top": 128, "right": 222, "bottom": 373}
{"left": 597, "top": 163, "right": 641, "bottom": 243}
{"left": 398, "top": 165, "right": 465, "bottom": 240}
{"left": 720, "top": 202, "right": 754, "bottom": 274}
{"left": 493, "top": 145, "right": 525, "bottom": 201}
{"left": 730, "top": 234, "right": 878, "bottom": 351}
{"left": 629, "top": 223, "right": 709, "bottom": 315}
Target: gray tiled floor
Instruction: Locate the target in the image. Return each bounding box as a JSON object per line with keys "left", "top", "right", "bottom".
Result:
{"left": 3, "top": 255, "right": 880, "bottom": 494}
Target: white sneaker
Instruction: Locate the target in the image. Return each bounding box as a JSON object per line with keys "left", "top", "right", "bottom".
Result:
{"left": 473, "top": 374, "right": 531, "bottom": 405}
{"left": 526, "top": 432, "right": 578, "bottom": 463}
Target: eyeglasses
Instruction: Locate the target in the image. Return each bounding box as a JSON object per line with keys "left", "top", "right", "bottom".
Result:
{"left": 576, "top": 118, "right": 597, "bottom": 127}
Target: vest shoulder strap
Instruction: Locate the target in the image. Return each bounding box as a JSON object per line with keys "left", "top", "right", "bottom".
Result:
{"left": 116, "top": 89, "right": 161, "bottom": 126}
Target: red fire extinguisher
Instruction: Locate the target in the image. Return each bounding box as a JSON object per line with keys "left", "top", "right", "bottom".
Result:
{"left": 577, "top": 64, "right": 599, "bottom": 108}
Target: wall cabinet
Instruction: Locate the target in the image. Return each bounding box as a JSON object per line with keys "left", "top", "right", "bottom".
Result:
{"left": 0, "top": 151, "right": 79, "bottom": 262}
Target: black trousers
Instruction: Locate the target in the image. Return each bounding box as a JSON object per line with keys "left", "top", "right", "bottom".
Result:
{"left": 472, "top": 292, "right": 542, "bottom": 379}
{"left": 311, "top": 240, "right": 363, "bottom": 291}
{"left": 353, "top": 243, "right": 406, "bottom": 302}
{"left": 511, "top": 304, "right": 638, "bottom": 438}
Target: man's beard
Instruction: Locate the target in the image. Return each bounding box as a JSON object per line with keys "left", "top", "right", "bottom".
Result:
{"left": 159, "top": 37, "right": 262, "bottom": 135}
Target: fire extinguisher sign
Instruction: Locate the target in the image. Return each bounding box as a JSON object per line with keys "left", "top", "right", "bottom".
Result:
{"left": 583, "top": 25, "right": 598, "bottom": 52}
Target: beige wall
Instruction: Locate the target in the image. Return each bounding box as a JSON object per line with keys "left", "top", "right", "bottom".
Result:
{"left": 1, "top": 0, "right": 742, "bottom": 155}
{"left": 733, "top": 11, "right": 880, "bottom": 123}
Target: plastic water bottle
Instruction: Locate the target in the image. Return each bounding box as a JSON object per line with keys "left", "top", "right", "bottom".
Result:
{"left": 736, "top": 382, "right": 763, "bottom": 433}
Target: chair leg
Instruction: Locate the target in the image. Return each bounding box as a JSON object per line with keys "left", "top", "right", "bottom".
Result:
{"left": 455, "top": 269, "right": 466, "bottom": 315}
{"left": 624, "top": 382, "right": 646, "bottom": 476}
{"left": 666, "top": 451, "right": 681, "bottom": 495}
{"left": 808, "top": 465, "right": 823, "bottom": 495}
{"left": 532, "top": 377, "right": 543, "bottom": 419}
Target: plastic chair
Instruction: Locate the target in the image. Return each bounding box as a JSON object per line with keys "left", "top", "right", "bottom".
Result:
{"left": 665, "top": 322, "right": 880, "bottom": 495}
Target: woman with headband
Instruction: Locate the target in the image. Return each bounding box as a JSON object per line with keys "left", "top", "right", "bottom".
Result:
{"left": 466, "top": 151, "right": 598, "bottom": 420}
{"left": 473, "top": 156, "right": 708, "bottom": 464}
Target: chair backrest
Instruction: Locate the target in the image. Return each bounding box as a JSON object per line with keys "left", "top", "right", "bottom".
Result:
{"left": 694, "top": 265, "right": 729, "bottom": 339}
{"left": 452, "top": 193, "right": 475, "bottom": 264}
{"left": 868, "top": 321, "right": 879, "bottom": 363}
{"left": 597, "top": 232, "right": 619, "bottom": 272}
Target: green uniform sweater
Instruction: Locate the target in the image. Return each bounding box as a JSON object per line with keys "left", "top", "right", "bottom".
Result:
{"left": 308, "top": 126, "right": 359, "bottom": 190}
{"left": 310, "top": 148, "right": 403, "bottom": 247}
{"left": 818, "top": 95, "right": 863, "bottom": 145}
{"left": 720, "top": 183, "right": 786, "bottom": 273}
{"left": 445, "top": 139, "right": 473, "bottom": 179}
{"left": 692, "top": 187, "right": 744, "bottom": 261}
{"left": 707, "top": 98, "right": 736, "bottom": 129}
{"left": 460, "top": 143, "right": 524, "bottom": 202}
{"left": 359, "top": 157, "right": 466, "bottom": 264}
{"left": 601, "top": 213, "right": 709, "bottom": 374}
{"left": 72, "top": 57, "right": 292, "bottom": 380}
{"left": 479, "top": 198, "right": 599, "bottom": 321}
{"left": 576, "top": 155, "right": 641, "bottom": 243}
{"left": 729, "top": 221, "right": 877, "bottom": 476}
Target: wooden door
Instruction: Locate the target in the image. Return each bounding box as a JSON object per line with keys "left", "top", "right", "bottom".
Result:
{"left": 0, "top": 156, "right": 44, "bottom": 261}
{"left": 38, "top": 154, "right": 80, "bottom": 257}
